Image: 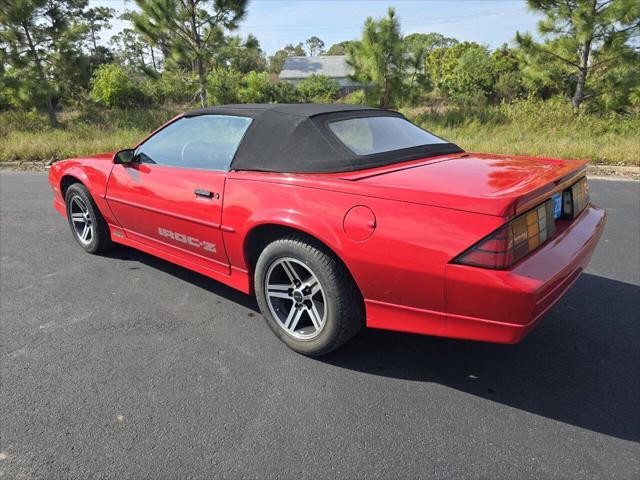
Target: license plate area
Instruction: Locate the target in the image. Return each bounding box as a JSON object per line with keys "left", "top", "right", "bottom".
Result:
{"left": 552, "top": 193, "right": 563, "bottom": 219}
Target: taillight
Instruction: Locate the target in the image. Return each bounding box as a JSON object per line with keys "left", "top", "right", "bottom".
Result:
{"left": 563, "top": 177, "right": 589, "bottom": 218}
{"left": 453, "top": 200, "right": 556, "bottom": 270}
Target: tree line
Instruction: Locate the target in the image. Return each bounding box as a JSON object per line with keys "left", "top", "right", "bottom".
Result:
{"left": 1, "top": 0, "right": 638, "bottom": 128}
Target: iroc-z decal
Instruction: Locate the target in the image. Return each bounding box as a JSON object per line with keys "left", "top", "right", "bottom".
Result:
{"left": 158, "top": 227, "right": 216, "bottom": 253}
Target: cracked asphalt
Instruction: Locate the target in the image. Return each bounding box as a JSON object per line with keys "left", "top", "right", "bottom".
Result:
{"left": 1, "top": 173, "right": 639, "bottom": 479}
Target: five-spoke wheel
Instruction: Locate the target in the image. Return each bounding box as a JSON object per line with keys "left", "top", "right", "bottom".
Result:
{"left": 255, "top": 235, "right": 365, "bottom": 356}
{"left": 265, "top": 257, "right": 327, "bottom": 340}
{"left": 69, "top": 194, "right": 94, "bottom": 245}
{"left": 64, "top": 183, "right": 113, "bottom": 254}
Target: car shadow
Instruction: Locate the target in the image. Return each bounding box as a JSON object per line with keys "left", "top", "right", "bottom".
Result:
{"left": 323, "top": 273, "right": 640, "bottom": 442}
{"left": 103, "top": 246, "right": 260, "bottom": 313}
{"left": 100, "top": 248, "right": 640, "bottom": 442}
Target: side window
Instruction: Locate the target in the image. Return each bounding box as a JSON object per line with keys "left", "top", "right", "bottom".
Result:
{"left": 135, "top": 115, "right": 252, "bottom": 171}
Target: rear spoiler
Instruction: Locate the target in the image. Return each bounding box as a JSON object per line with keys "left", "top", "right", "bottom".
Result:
{"left": 513, "top": 162, "right": 588, "bottom": 217}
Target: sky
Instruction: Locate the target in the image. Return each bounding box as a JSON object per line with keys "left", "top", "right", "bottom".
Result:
{"left": 92, "top": 0, "right": 543, "bottom": 55}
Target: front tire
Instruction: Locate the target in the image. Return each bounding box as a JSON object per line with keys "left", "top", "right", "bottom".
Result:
{"left": 65, "top": 183, "right": 113, "bottom": 254}
{"left": 255, "top": 235, "right": 364, "bottom": 356}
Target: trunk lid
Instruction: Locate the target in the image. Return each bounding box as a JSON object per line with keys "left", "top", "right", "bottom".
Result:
{"left": 336, "top": 153, "right": 588, "bottom": 217}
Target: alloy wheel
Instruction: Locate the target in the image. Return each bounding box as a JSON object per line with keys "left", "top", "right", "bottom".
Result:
{"left": 264, "top": 257, "right": 327, "bottom": 340}
{"left": 69, "top": 195, "right": 94, "bottom": 246}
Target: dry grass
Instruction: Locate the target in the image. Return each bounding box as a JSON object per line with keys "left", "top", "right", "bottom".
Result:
{"left": 405, "top": 99, "right": 640, "bottom": 165}
{"left": 432, "top": 123, "right": 639, "bottom": 165}
{"left": 0, "top": 107, "right": 180, "bottom": 162}
{"left": 0, "top": 128, "right": 147, "bottom": 162}
{"left": 1, "top": 101, "right": 638, "bottom": 165}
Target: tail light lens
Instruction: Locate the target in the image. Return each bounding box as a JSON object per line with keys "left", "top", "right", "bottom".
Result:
{"left": 563, "top": 177, "right": 589, "bottom": 218}
{"left": 453, "top": 200, "right": 556, "bottom": 270}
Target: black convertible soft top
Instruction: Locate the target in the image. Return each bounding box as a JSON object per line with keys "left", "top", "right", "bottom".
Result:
{"left": 184, "top": 103, "right": 463, "bottom": 174}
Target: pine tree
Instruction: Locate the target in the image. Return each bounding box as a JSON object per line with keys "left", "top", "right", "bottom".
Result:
{"left": 516, "top": 0, "right": 640, "bottom": 110}
{"left": 0, "top": 0, "right": 88, "bottom": 126}
{"left": 131, "top": 0, "right": 248, "bottom": 107}
{"left": 83, "top": 6, "right": 115, "bottom": 53}
{"left": 346, "top": 7, "right": 406, "bottom": 108}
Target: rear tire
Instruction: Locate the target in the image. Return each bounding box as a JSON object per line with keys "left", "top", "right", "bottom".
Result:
{"left": 255, "top": 235, "right": 364, "bottom": 356}
{"left": 65, "top": 183, "right": 113, "bottom": 254}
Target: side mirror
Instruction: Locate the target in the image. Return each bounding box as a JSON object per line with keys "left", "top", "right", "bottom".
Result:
{"left": 113, "top": 149, "right": 135, "bottom": 164}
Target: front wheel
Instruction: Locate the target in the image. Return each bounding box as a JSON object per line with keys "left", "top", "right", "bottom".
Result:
{"left": 254, "top": 236, "right": 364, "bottom": 356}
{"left": 65, "top": 183, "right": 113, "bottom": 254}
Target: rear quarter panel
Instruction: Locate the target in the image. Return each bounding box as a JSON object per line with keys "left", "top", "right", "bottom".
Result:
{"left": 222, "top": 172, "right": 504, "bottom": 314}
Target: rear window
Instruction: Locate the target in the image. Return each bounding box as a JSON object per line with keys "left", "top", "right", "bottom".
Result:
{"left": 328, "top": 116, "right": 447, "bottom": 156}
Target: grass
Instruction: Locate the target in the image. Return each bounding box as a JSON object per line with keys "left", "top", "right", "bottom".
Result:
{"left": 0, "top": 127, "right": 146, "bottom": 162}
{"left": 0, "top": 106, "right": 182, "bottom": 162}
{"left": 0, "top": 100, "right": 638, "bottom": 165}
{"left": 404, "top": 99, "right": 640, "bottom": 166}
{"left": 420, "top": 121, "right": 639, "bottom": 165}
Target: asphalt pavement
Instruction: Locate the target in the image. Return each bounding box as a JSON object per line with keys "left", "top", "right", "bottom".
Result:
{"left": 1, "top": 173, "right": 639, "bottom": 479}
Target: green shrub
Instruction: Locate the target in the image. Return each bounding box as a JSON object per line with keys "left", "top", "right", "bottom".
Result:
{"left": 442, "top": 47, "right": 495, "bottom": 106}
{"left": 238, "top": 71, "right": 273, "bottom": 103}
{"left": 90, "top": 65, "right": 143, "bottom": 107}
{"left": 341, "top": 89, "right": 367, "bottom": 105}
{"left": 272, "top": 81, "right": 300, "bottom": 103}
{"left": 142, "top": 69, "right": 197, "bottom": 105}
{"left": 297, "top": 74, "right": 341, "bottom": 102}
{"left": 0, "top": 110, "right": 50, "bottom": 134}
{"left": 495, "top": 72, "right": 524, "bottom": 103}
{"left": 207, "top": 69, "right": 242, "bottom": 105}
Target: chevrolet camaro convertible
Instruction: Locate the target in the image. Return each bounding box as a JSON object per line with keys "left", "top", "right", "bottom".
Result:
{"left": 48, "top": 104, "right": 606, "bottom": 355}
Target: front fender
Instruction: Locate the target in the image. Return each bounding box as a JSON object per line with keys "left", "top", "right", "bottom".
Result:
{"left": 49, "top": 158, "right": 119, "bottom": 225}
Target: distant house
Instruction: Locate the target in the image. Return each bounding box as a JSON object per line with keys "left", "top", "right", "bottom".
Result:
{"left": 278, "top": 55, "right": 359, "bottom": 95}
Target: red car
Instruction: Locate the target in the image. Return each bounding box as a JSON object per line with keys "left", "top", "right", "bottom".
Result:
{"left": 48, "top": 104, "right": 606, "bottom": 355}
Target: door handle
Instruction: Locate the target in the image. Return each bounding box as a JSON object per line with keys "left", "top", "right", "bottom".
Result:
{"left": 194, "top": 189, "right": 213, "bottom": 198}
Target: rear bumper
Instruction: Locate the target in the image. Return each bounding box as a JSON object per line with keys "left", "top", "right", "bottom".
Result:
{"left": 366, "top": 204, "right": 606, "bottom": 343}
{"left": 443, "top": 204, "right": 606, "bottom": 343}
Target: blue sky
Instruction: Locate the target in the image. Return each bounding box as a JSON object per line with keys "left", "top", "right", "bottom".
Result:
{"left": 93, "top": 0, "right": 542, "bottom": 55}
